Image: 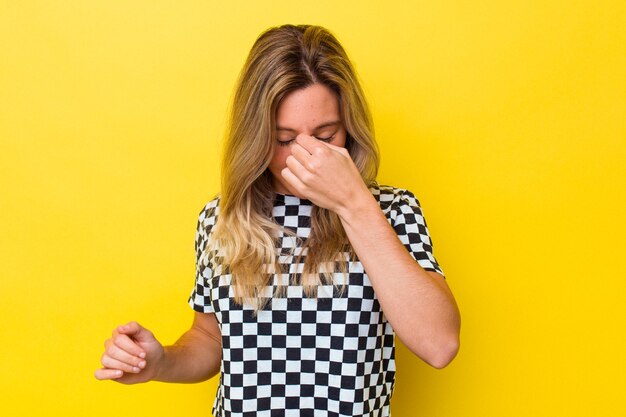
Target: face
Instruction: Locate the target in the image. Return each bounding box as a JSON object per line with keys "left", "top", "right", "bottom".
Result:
{"left": 268, "top": 83, "right": 347, "bottom": 196}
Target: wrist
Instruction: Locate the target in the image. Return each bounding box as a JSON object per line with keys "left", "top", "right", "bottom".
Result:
{"left": 150, "top": 345, "right": 169, "bottom": 382}
{"left": 337, "top": 186, "right": 380, "bottom": 226}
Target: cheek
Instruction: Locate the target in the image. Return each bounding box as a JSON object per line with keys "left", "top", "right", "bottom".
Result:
{"left": 269, "top": 146, "right": 291, "bottom": 171}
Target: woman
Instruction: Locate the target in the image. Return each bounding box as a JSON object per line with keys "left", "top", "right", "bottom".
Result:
{"left": 95, "top": 24, "right": 460, "bottom": 417}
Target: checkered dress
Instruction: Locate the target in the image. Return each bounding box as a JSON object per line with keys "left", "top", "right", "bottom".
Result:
{"left": 189, "top": 184, "right": 445, "bottom": 417}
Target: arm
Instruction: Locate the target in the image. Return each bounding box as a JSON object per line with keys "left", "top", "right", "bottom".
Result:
{"left": 95, "top": 312, "right": 222, "bottom": 383}
{"left": 157, "top": 312, "right": 222, "bottom": 383}
{"left": 336, "top": 192, "right": 460, "bottom": 368}
{"left": 282, "top": 134, "right": 461, "bottom": 368}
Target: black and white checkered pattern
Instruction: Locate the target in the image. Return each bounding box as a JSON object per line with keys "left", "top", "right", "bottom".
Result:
{"left": 189, "top": 184, "right": 444, "bottom": 417}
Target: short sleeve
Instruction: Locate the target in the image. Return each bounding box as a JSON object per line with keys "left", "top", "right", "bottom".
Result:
{"left": 188, "top": 197, "right": 220, "bottom": 313}
{"left": 391, "top": 189, "right": 445, "bottom": 278}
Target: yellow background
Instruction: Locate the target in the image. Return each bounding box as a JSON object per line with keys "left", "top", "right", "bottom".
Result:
{"left": 1, "top": 1, "right": 624, "bottom": 416}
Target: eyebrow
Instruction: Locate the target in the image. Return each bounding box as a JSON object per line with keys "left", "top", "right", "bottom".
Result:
{"left": 275, "top": 121, "right": 341, "bottom": 132}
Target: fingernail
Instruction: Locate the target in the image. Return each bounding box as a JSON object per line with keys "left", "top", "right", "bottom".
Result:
{"left": 139, "top": 352, "right": 146, "bottom": 359}
{"left": 115, "top": 370, "right": 123, "bottom": 376}
{"left": 138, "top": 361, "right": 146, "bottom": 368}
{"left": 132, "top": 367, "right": 140, "bottom": 373}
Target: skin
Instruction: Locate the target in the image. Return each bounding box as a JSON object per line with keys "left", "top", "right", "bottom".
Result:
{"left": 276, "top": 84, "right": 460, "bottom": 367}
{"left": 94, "top": 82, "right": 460, "bottom": 384}
{"left": 269, "top": 83, "right": 347, "bottom": 197}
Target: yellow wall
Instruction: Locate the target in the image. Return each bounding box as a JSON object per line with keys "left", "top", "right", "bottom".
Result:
{"left": 1, "top": 1, "right": 624, "bottom": 416}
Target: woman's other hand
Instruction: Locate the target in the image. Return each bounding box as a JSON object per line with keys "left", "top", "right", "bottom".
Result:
{"left": 94, "top": 321, "right": 164, "bottom": 384}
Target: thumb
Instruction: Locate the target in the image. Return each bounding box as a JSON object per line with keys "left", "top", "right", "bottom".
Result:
{"left": 117, "top": 321, "right": 155, "bottom": 343}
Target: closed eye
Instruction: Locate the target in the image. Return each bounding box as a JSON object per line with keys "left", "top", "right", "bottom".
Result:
{"left": 315, "top": 135, "right": 335, "bottom": 143}
{"left": 276, "top": 134, "right": 336, "bottom": 147}
{"left": 277, "top": 139, "right": 295, "bottom": 147}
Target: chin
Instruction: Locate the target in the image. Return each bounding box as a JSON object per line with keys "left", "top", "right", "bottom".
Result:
{"left": 285, "top": 184, "right": 307, "bottom": 199}
{"left": 285, "top": 188, "right": 303, "bottom": 198}
{"left": 272, "top": 177, "right": 301, "bottom": 198}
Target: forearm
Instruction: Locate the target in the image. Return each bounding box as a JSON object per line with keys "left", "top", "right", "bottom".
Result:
{"left": 155, "top": 327, "right": 222, "bottom": 383}
{"left": 338, "top": 193, "right": 460, "bottom": 367}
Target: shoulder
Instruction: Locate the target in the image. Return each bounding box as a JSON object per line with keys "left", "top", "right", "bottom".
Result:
{"left": 369, "top": 183, "right": 422, "bottom": 212}
{"left": 198, "top": 194, "right": 220, "bottom": 216}
{"left": 196, "top": 194, "right": 221, "bottom": 234}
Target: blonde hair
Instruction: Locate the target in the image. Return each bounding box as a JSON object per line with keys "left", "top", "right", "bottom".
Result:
{"left": 210, "top": 24, "right": 379, "bottom": 309}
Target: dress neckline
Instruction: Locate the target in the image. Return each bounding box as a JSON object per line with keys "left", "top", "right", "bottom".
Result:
{"left": 273, "top": 192, "right": 313, "bottom": 205}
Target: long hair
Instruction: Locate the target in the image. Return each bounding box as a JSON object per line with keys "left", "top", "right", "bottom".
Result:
{"left": 210, "top": 24, "right": 380, "bottom": 309}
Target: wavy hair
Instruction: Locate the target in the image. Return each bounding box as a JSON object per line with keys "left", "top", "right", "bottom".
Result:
{"left": 210, "top": 24, "right": 380, "bottom": 309}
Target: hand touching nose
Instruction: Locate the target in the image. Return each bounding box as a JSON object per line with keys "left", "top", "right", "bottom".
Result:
{"left": 281, "top": 134, "right": 371, "bottom": 214}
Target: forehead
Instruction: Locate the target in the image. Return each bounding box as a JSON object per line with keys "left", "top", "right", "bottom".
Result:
{"left": 275, "top": 83, "right": 341, "bottom": 130}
